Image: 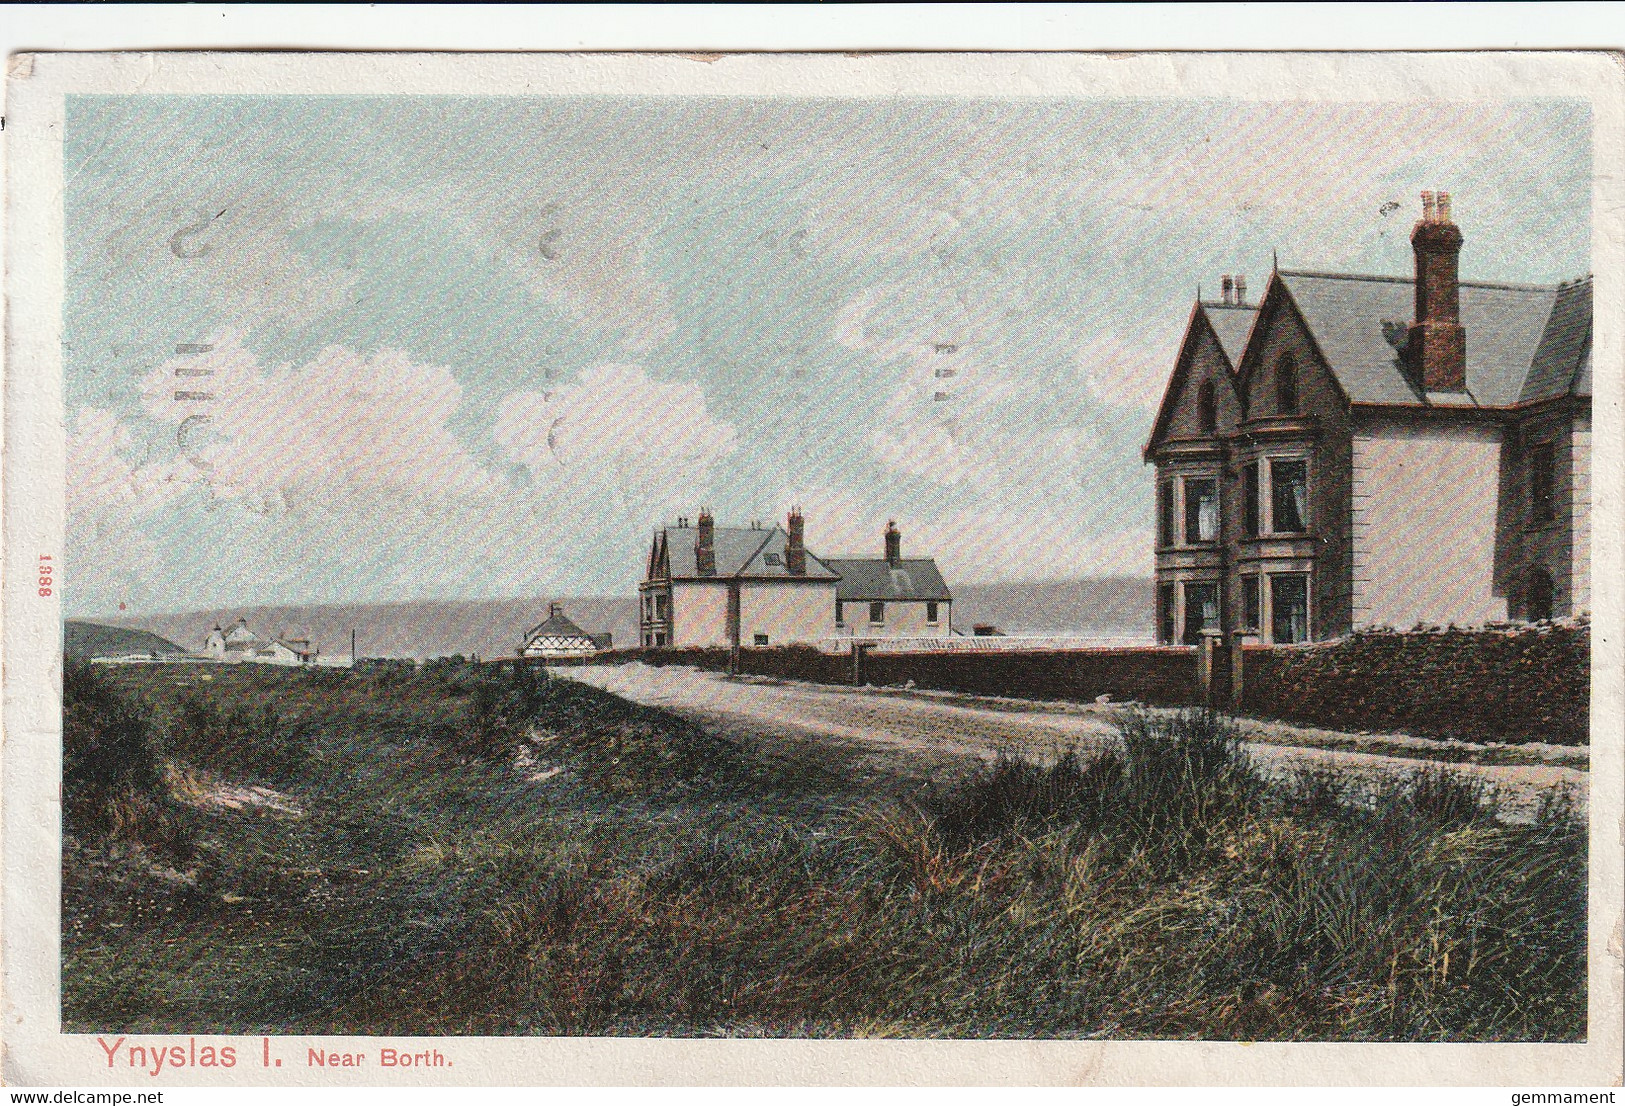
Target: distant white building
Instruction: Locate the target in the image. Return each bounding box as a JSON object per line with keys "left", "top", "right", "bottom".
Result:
{"left": 203, "top": 618, "right": 318, "bottom": 666}
{"left": 521, "top": 604, "right": 610, "bottom": 658}
{"left": 639, "top": 510, "right": 953, "bottom": 648}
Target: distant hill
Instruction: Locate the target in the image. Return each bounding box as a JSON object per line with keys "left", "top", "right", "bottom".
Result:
{"left": 64, "top": 621, "right": 188, "bottom": 659}
{"left": 79, "top": 578, "right": 1154, "bottom": 661}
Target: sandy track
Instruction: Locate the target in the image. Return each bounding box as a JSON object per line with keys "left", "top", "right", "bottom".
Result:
{"left": 559, "top": 664, "right": 1586, "bottom": 819}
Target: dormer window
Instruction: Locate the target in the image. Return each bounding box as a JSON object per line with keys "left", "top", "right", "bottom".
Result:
{"left": 763, "top": 553, "right": 783, "bottom": 566}
{"left": 1198, "top": 380, "right": 1217, "bottom": 432}
{"left": 1275, "top": 354, "right": 1299, "bottom": 414}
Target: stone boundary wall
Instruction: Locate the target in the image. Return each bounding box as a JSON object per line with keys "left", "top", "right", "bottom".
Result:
{"left": 1235, "top": 622, "right": 1589, "bottom": 745}
{"left": 575, "top": 621, "right": 1590, "bottom": 746}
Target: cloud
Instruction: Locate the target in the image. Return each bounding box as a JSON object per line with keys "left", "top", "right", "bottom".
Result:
{"left": 493, "top": 364, "right": 739, "bottom": 588}
{"left": 66, "top": 408, "right": 175, "bottom": 514}
{"left": 836, "top": 283, "right": 1112, "bottom": 495}
{"left": 101, "top": 190, "right": 359, "bottom": 331}
{"left": 139, "top": 332, "right": 499, "bottom": 512}
{"left": 464, "top": 190, "right": 679, "bottom": 354}
{"left": 495, "top": 363, "right": 737, "bottom": 488}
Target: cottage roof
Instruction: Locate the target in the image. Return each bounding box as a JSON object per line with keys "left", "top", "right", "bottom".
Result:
{"left": 1274, "top": 270, "right": 1590, "bottom": 408}
{"left": 524, "top": 609, "right": 593, "bottom": 641}
{"left": 825, "top": 558, "right": 951, "bottom": 602}
{"left": 661, "top": 524, "right": 840, "bottom": 581}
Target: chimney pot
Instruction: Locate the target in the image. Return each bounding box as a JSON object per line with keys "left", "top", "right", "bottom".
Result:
{"left": 884, "top": 520, "right": 901, "bottom": 566}
{"left": 786, "top": 508, "right": 807, "bottom": 575}
{"left": 1220, "top": 275, "right": 1234, "bottom": 304}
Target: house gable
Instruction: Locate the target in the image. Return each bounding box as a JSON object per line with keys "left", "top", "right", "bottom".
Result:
{"left": 1145, "top": 304, "right": 1249, "bottom": 458}
{"left": 1235, "top": 275, "right": 1351, "bottom": 419}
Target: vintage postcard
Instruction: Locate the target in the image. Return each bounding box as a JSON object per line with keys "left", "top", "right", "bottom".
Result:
{"left": 3, "top": 50, "right": 1621, "bottom": 1087}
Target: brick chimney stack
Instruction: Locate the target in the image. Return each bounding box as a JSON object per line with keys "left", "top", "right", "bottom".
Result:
{"left": 786, "top": 507, "right": 806, "bottom": 575}
{"left": 884, "top": 520, "right": 901, "bottom": 566}
{"left": 1235, "top": 274, "right": 1247, "bottom": 306}
{"left": 1220, "top": 275, "right": 1234, "bottom": 305}
{"left": 695, "top": 508, "right": 716, "bottom": 576}
{"left": 1409, "top": 190, "right": 1467, "bottom": 392}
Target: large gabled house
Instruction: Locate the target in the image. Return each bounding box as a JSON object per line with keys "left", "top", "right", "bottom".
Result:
{"left": 639, "top": 509, "right": 841, "bottom": 648}
{"left": 1146, "top": 192, "right": 1592, "bottom": 644}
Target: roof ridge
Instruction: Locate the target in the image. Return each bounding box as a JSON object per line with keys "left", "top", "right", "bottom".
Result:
{"left": 1280, "top": 267, "right": 1565, "bottom": 294}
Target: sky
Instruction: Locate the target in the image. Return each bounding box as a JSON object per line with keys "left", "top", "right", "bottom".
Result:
{"left": 62, "top": 94, "right": 1591, "bottom": 615}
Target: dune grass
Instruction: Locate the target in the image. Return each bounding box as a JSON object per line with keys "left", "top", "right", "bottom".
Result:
{"left": 62, "top": 665, "right": 1586, "bottom": 1040}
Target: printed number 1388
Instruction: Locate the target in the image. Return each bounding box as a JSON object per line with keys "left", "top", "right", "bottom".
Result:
{"left": 39, "top": 554, "right": 53, "bottom": 597}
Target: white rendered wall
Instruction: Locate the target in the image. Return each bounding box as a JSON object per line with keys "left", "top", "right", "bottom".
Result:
{"left": 1572, "top": 415, "right": 1591, "bottom": 614}
{"left": 846, "top": 599, "right": 951, "bottom": 637}
{"left": 739, "top": 582, "right": 836, "bottom": 646}
{"left": 1351, "top": 420, "right": 1507, "bottom": 629}
{"left": 671, "top": 582, "right": 730, "bottom": 647}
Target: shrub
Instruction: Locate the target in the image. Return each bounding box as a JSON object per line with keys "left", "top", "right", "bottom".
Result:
{"left": 932, "top": 749, "right": 1122, "bottom": 846}
{"left": 61, "top": 660, "right": 177, "bottom": 844}
{"left": 1403, "top": 765, "right": 1495, "bottom": 829}
{"left": 63, "top": 660, "right": 160, "bottom": 796}
{"left": 1113, "top": 708, "right": 1256, "bottom": 864}
{"left": 448, "top": 665, "right": 551, "bottom": 761}
{"left": 167, "top": 693, "right": 303, "bottom": 782}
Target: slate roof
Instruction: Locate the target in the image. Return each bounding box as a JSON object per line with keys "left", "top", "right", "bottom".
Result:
{"left": 824, "top": 558, "right": 952, "bottom": 602}
{"left": 660, "top": 525, "right": 840, "bottom": 581}
{"left": 1521, "top": 278, "right": 1593, "bottom": 403}
{"left": 1202, "top": 302, "right": 1259, "bottom": 367}
{"left": 1275, "top": 270, "right": 1591, "bottom": 408}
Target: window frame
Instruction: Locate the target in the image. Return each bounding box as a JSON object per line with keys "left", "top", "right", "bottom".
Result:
{"left": 1267, "top": 455, "right": 1310, "bottom": 535}
{"left": 1181, "top": 580, "right": 1221, "bottom": 644}
{"left": 1275, "top": 353, "right": 1299, "bottom": 415}
{"left": 869, "top": 601, "right": 886, "bottom": 625}
{"left": 1182, "top": 474, "right": 1220, "bottom": 545}
{"left": 835, "top": 600, "right": 845, "bottom": 627}
{"left": 925, "top": 600, "right": 939, "bottom": 624}
{"left": 753, "top": 633, "right": 770, "bottom": 646}
{"left": 1240, "top": 574, "right": 1261, "bottom": 632}
{"left": 1157, "top": 479, "right": 1176, "bottom": 549}
{"left": 1242, "top": 461, "right": 1260, "bottom": 538}
{"left": 1158, "top": 582, "right": 1177, "bottom": 645}
{"left": 1198, "top": 379, "right": 1218, "bottom": 433}
{"left": 1268, "top": 572, "right": 1311, "bottom": 644}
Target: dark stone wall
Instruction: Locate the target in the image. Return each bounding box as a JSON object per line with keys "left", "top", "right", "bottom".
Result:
{"left": 582, "top": 622, "right": 1589, "bottom": 746}
{"left": 1237, "top": 622, "right": 1589, "bottom": 745}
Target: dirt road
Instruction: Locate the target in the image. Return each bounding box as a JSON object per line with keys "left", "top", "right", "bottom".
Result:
{"left": 558, "top": 663, "right": 1586, "bottom": 819}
